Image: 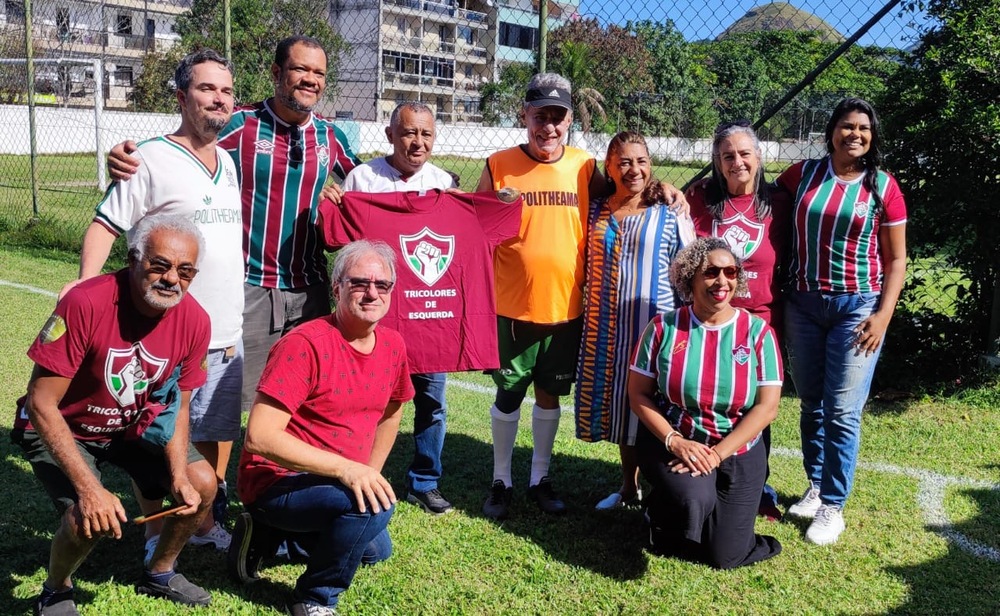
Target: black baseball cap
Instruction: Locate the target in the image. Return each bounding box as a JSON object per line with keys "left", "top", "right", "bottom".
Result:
{"left": 524, "top": 85, "right": 572, "bottom": 110}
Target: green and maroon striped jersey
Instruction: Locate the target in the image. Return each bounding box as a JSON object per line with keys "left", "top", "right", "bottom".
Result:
{"left": 218, "top": 100, "right": 360, "bottom": 290}
{"left": 630, "top": 306, "right": 782, "bottom": 454}
{"left": 777, "top": 157, "right": 907, "bottom": 293}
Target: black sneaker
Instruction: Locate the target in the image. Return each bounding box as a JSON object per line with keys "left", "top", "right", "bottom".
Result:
{"left": 136, "top": 572, "right": 211, "bottom": 606}
{"left": 34, "top": 587, "right": 78, "bottom": 616}
{"left": 227, "top": 511, "right": 280, "bottom": 583}
{"left": 482, "top": 480, "right": 513, "bottom": 520}
{"left": 212, "top": 481, "right": 229, "bottom": 525}
{"left": 527, "top": 476, "right": 566, "bottom": 515}
{"left": 407, "top": 488, "right": 454, "bottom": 515}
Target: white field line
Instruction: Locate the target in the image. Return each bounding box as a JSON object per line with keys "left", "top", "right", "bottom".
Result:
{"left": 447, "top": 376, "right": 1000, "bottom": 561}
{"left": 2, "top": 280, "right": 997, "bottom": 561}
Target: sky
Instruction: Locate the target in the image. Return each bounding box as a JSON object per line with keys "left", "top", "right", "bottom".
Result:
{"left": 576, "top": 0, "right": 933, "bottom": 49}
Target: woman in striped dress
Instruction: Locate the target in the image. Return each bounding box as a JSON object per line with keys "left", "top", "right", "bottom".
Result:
{"left": 779, "top": 98, "right": 907, "bottom": 546}
{"left": 629, "top": 237, "right": 783, "bottom": 569}
{"left": 574, "top": 131, "right": 694, "bottom": 510}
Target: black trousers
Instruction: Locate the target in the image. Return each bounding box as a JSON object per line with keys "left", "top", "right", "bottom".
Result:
{"left": 636, "top": 424, "right": 781, "bottom": 569}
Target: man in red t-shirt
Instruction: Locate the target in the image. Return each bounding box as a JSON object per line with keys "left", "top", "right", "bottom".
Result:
{"left": 14, "top": 215, "right": 218, "bottom": 615}
{"left": 230, "top": 240, "right": 415, "bottom": 616}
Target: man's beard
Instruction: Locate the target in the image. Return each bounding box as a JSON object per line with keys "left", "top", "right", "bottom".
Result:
{"left": 277, "top": 88, "right": 316, "bottom": 113}
{"left": 144, "top": 280, "right": 184, "bottom": 311}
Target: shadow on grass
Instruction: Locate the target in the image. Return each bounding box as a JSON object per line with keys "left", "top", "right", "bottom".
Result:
{"left": 386, "top": 431, "right": 649, "bottom": 581}
{"left": 0, "top": 434, "right": 291, "bottom": 615}
{"left": 883, "top": 486, "right": 1000, "bottom": 615}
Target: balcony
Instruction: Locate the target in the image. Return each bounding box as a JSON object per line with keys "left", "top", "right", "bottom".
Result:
{"left": 385, "top": 0, "right": 457, "bottom": 17}
{"left": 456, "top": 8, "right": 487, "bottom": 22}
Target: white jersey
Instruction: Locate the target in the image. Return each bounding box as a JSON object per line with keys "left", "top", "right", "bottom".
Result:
{"left": 94, "top": 136, "right": 244, "bottom": 348}
{"left": 343, "top": 156, "right": 456, "bottom": 192}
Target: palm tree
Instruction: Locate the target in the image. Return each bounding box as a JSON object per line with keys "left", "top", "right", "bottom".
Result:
{"left": 556, "top": 41, "right": 607, "bottom": 133}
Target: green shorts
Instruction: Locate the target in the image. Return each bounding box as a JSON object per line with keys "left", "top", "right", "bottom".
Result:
{"left": 12, "top": 428, "right": 204, "bottom": 515}
{"left": 493, "top": 316, "right": 582, "bottom": 396}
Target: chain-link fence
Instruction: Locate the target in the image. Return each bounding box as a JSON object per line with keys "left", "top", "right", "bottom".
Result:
{"left": 0, "top": 0, "right": 993, "bottom": 387}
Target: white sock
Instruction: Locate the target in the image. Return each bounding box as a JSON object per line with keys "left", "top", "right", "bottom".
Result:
{"left": 490, "top": 405, "right": 520, "bottom": 487}
{"left": 530, "top": 404, "right": 561, "bottom": 486}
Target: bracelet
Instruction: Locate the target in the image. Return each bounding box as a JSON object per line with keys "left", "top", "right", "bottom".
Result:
{"left": 664, "top": 431, "right": 680, "bottom": 452}
{"left": 710, "top": 448, "right": 724, "bottom": 464}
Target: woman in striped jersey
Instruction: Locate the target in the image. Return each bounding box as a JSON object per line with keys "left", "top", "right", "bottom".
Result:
{"left": 574, "top": 131, "right": 694, "bottom": 511}
{"left": 778, "top": 98, "right": 907, "bottom": 546}
{"left": 629, "top": 237, "right": 783, "bottom": 569}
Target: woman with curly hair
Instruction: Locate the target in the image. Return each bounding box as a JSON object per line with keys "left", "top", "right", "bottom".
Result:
{"left": 573, "top": 131, "right": 694, "bottom": 511}
{"left": 628, "top": 237, "right": 783, "bottom": 569}
{"left": 778, "top": 98, "right": 907, "bottom": 546}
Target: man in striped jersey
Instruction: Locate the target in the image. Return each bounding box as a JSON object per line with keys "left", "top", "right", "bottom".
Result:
{"left": 107, "top": 35, "right": 361, "bottom": 413}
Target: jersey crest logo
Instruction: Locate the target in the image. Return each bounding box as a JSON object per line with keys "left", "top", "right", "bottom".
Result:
{"left": 316, "top": 145, "right": 330, "bottom": 167}
{"left": 733, "top": 345, "right": 751, "bottom": 365}
{"left": 854, "top": 201, "right": 870, "bottom": 218}
{"left": 225, "top": 166, "right": 237, "bottom": 188}
{"left": 37, "top": 313, "right": 67, "bottom": 344}
{"left": 715, "top": 214, "right": 764, "bottom": 259}
{"left": 399, "top": 227, "right": 454, "bottom": 286}
{"left": 104, "top": 344, "right": 168, "bottom": 407}
{"left": 254, "top": 139, "right": 274, "bottom": 155}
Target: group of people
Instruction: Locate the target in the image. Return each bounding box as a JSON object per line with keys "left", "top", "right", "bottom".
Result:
{"left": 14, "top": 33, "right": 906, "bottom": 616}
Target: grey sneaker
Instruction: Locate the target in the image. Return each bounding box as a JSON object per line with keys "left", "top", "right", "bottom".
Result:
{"left": 228, "top": 512, "right": 281, "bottom": 583}
{"left": 482, "top": 480, "right": 513, "bottom": 520}
{"left": 787, "top": 484, "right": 822, "bottom": 519}
{"left": 407, "top": 488, "right": 454, "bottom": 515}
{"left": 136, "top": 572, "right": 211, "bottom": 606}
{"left": 187, "top": 521, "right": 232, "bottom": 550}
{"left": 288, "top": 601, "right": 337, "bottom": 615}
{"left": 527, "top": 476, "right": 567, "bottom": 515}
{"left": 806, "top": 504, "right": 846, "bottom": 545}
{"left": 34, "top": 587, "right": 78, "bottom": 616}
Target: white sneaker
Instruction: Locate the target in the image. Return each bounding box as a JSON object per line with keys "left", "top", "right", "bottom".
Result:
{"left": 595, "top": 489, "right": 643, "bottom": 511}
{"left": 187, "top": 521, "right": 232, "bottom": 550}
{"left": 806, "top": 504, "right": 845, "bottom": 545}
{"left": 787, "top": 485, "right": 822, "bottom": 519}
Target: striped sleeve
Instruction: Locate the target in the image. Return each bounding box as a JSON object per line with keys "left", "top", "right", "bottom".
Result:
{"left": 630, "top": 313, "right": 666, "bottom": 378}
{"left": 753, "top": 320, "right": 783, "bottom": 387}
{"left": 880, "top": 172, "right": 907, "bottom": 226}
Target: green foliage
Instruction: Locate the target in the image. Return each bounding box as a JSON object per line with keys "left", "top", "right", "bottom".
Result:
{"left": 480, "top": 61, "right": 534, "bottom": 127}
{"left": 135, "top": 0, "right": 350, "bottom": 109}
{"left": 547, "top": 40, "right": 606, "bottom": 133}
{"left": 130, "top": 47, "right": 185, "bottom": 113}
{"left": 881, "top": 0, "right": 1000, "bottom": 384}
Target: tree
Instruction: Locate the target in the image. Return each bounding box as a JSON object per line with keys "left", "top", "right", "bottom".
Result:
{"left": 133, "top": 0, "right": 349, "bottom": 111}
{"left": 130, "top": 46, "right": 184, "bottom": 113}
{"left": 549, "top": 40, "right": 605, "bottom": 133}
{"left": 480, "top": 61, "right": 534, "bottom": 127}
{"left": 879, "top": 0, "right": 1000, "bottom": 383}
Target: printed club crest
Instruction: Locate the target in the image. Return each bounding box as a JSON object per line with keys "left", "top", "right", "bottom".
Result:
{"left": 733, "top": 344, "right": 751, "bottom": 366}
{"left": 399, "top": 227, "right": 455, "bottom": 286}
{"left": 715, "top": 214, "right": 764, "bottom": 260}
{"left": 854, "top": 200, "right": 870, "bottom": 219}
{"left": 316, "top": 145, "right": 331, "bottom": 167}
{"left": 104, "top": 343, "right": 168, "bottom": 407}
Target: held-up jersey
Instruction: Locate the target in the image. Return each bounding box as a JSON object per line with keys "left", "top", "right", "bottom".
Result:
{"left": 486, "top": 145, "right": 596, "bottom": 324}
{"left": 319, "top": 189, "right": 522, "bottom": 373}
{"left": 630, "top": 306, "right": 782, "bottom": 455}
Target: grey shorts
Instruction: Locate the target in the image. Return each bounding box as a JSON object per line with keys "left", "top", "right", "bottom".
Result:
{"left": 190, "top": 341, "right": 244, "bottom": 442}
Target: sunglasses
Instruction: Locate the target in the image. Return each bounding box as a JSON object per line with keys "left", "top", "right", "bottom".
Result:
{"left": 145, "top": 256, "right": 199, "bottom": 281}
{"left": 701, "top": 265, "right": 739, "bottom": 280}
{"left": 343, "top": 277, "right": 394, "bottom": 294}
{"left": 715, "top": 119, "right": 752, "bottom": 134}
{"left": 289, "top": 125, "right": 303, "bottom": 165}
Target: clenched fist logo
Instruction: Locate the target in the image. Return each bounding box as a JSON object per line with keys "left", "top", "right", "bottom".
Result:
{"left": 721, "top": 225, "right": 751, "bottom": 255}
{"left": 415, "top": 241, "right": 442, "bottom": 278}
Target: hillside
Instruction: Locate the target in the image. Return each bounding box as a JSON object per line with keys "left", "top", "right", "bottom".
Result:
{"left": 717, "top": 2, "right": 845, "bottom": 42}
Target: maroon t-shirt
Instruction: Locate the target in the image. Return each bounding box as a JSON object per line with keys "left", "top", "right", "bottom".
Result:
{"left": 15, "top": 270, "right": 210, "bottom": 442}
{"left": 237, "top": 315, "right": 415, "bottom": 505}
{"left": 319, "top": 189, "right": 522, "bottom": 373}
{"left": 689, "top": 187, "right": 791, "bottom": 327}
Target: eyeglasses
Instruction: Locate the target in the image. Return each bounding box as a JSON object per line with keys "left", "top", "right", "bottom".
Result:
{"left": 342, "top": 277, "right": 394, "bottom": 294}
{"left": 701, "top": 265, "right": 739, "bottom": 280}
{"left": 289, "top": 125, "right": 303, "bottom": 165}
{"left": 144, "top": 256, "right": 199, "bottom": 281}
{"left": 715, "top": 119, "right": 752, "bottom": 135}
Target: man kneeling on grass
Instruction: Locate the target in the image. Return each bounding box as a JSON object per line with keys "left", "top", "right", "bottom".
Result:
{"left": 13, "top": 215, "right": 217, "bottom": 615}
{"left": 229, "top": 240, "right": 414, "bottom": 616}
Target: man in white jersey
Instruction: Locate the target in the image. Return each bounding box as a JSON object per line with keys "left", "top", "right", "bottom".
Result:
{"left": 339, "top": 102, "right": 457, "bottom": 515}
{"left": 59, "top": 49, "right": 243, "bottom": 552}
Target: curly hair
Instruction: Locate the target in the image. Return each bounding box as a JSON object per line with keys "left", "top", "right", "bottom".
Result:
{"left": 669, "top": 237, "right": 749, "bottom": 304}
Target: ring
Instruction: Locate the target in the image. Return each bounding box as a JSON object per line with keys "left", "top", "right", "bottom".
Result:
{"left": 689, "top": 455, "right": 698, "bottom": 463}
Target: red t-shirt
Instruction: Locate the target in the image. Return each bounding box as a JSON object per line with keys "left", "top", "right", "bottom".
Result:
{"left": 689, "top": 187, "right": 791, "bottom": 326}
{"left": 237, "top": 315, "right": 415, "bottom": 505}
{"left": 318, "top": 189, "right": 522, "bottom": 373}
{"left": 15, "top": 270, "right": 210, "bottom": 442}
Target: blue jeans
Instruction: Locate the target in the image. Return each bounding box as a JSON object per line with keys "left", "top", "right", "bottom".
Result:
{"left": 407, "top": 372, "right": 447, "bottom": 493}
{"left": 249, "top": 474, "right": 393, "bottom": 608}
{"left": 785, "top": 290, "right": 882, "bottom": 509}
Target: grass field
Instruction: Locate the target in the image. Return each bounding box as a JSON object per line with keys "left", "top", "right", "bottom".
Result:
{"left": 0, "top": 245, "right": 997, "bottom": 615}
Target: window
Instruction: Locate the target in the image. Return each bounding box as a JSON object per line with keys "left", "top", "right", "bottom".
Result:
{"left": 438, "top": 24, "right": 449, "bottom": 41}
{"left": 113, "top": 66, "right": 134, "bottom": 87}
{"left": 397, "top": 17, "right": 406, "bottom": 35}
{"left": 56, "top": 8, "right": 70, "bottom": 39}
{"left": 5, "top": 0, "right": 25, "bottom": 24}
{"left": 115, "top": 13, "right": 132, "bottom": 35}
{"left": 464, "top": 65, "right": 473, "bottom": 79}
{"left": 499, "top": 22, "right": 536, "bottom": 50}
{"left": 458, "top": 25, "right": 473, "bottom": 45}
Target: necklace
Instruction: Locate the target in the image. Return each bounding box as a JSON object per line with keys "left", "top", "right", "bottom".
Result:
{"left": 725, "top": 194, "right": 757, "bottom": 220}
